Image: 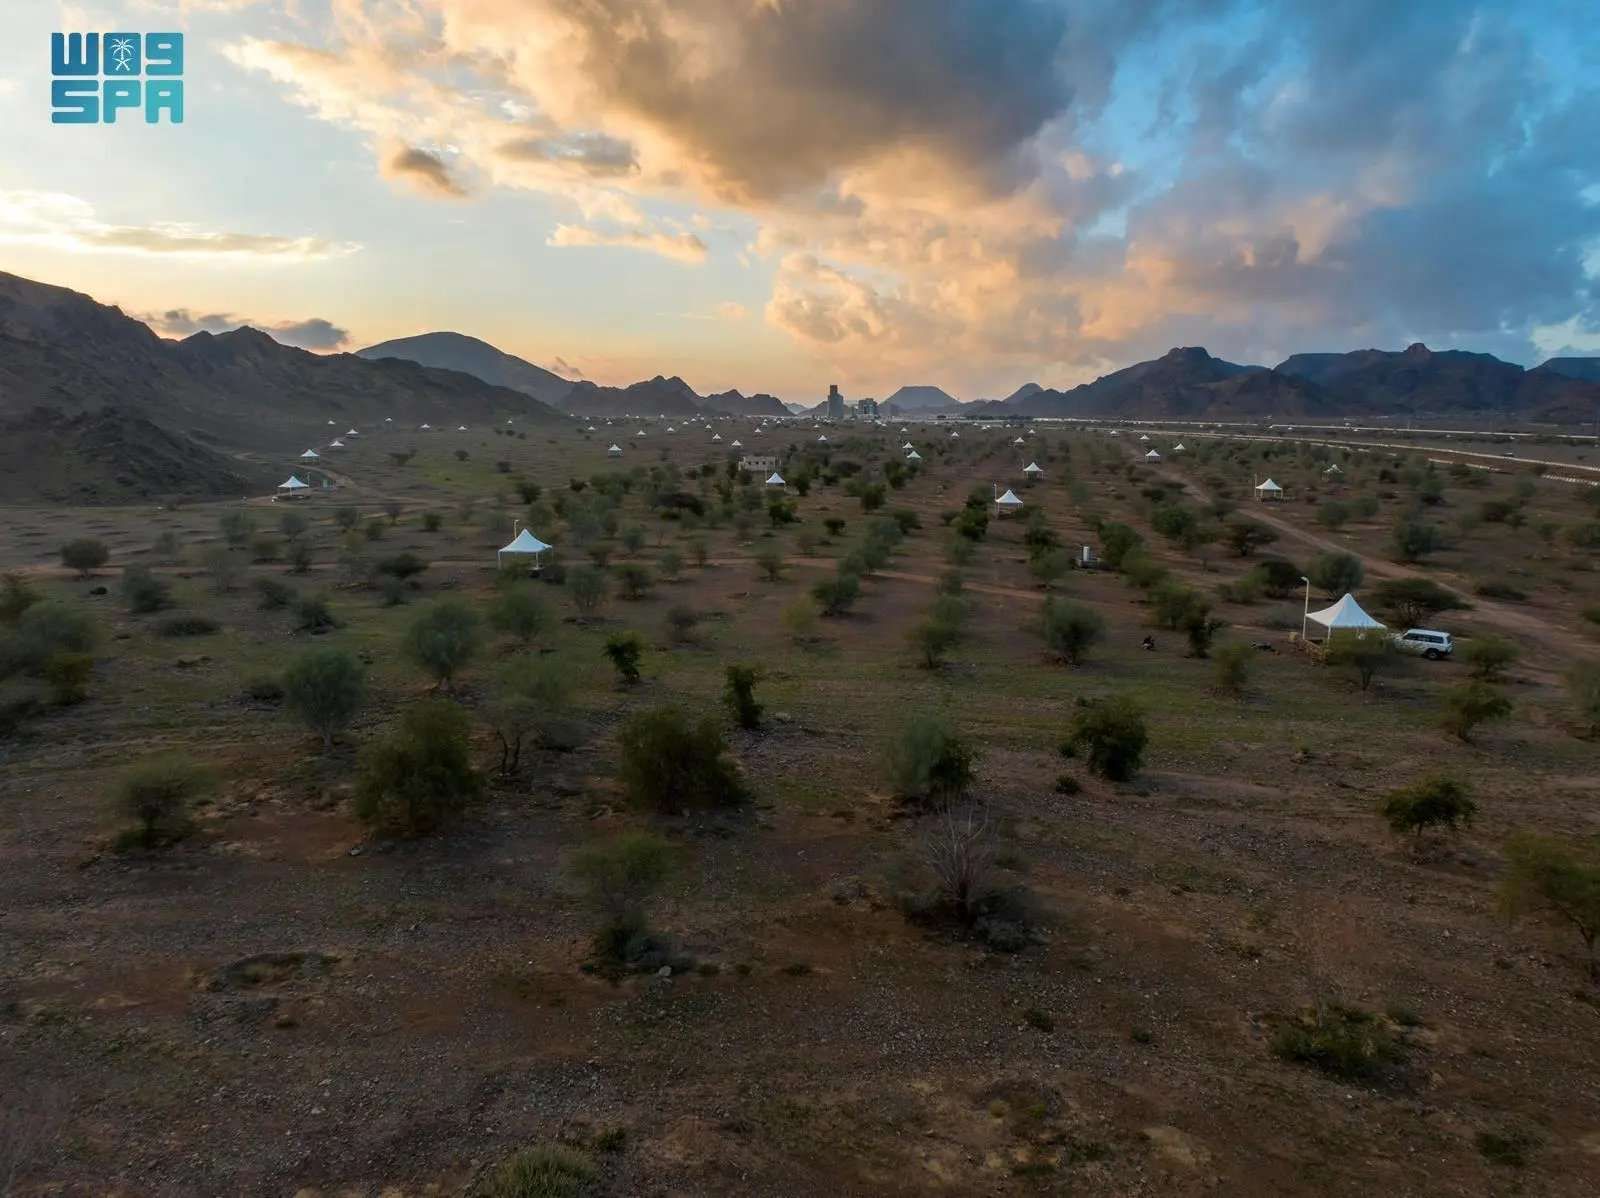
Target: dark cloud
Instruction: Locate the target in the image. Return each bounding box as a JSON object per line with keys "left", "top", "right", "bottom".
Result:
{"left": 382, "top": 145, "right": 468, "bottom": 198}
{"left": 496, "top": 132, "right": 638, "bottom": 177}
{"left": 145, "top": 308, "right": 349, "bottom": 350}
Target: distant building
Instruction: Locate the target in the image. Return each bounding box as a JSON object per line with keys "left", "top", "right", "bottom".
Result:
{"left": 855, "top": 398, "right": 880, "bottom": 420}
{"left": 739, "top": 454, "right": 778, "bottom": 475}
{"left": 826, "top": 384, "right": 845, "bottom": 421}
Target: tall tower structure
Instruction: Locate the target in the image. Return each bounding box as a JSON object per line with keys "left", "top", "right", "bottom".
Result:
{"left": 826, "top": 384, "right": 844, "bottom": 421}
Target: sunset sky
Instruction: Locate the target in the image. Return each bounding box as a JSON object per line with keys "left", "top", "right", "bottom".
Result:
{"left": 2, "top": 0, "right": 1597, "bottom": 402}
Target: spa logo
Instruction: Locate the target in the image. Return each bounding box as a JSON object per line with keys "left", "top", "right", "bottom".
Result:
{"left": 51, "top": 32, "right": 184, "bottom": 124}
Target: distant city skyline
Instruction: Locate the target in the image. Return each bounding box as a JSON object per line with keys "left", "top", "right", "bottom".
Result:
{"left": 1, "top": 0, "right": 1597, "bottom": 402}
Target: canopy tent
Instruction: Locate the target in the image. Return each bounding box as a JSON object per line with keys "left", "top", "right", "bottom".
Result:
{"left": 731, "top": 439, "right": 742, "bottom": 448}
{"left": 1013, "top": 436, "right": 1025, "bottom": 444}
{"left": 585, "top": 425, "right": 597, "bottom": 432}
{"left": 1304, "top": 593, "right": 1385, "bottom": 643}
{"left": 1139, "top": 434, "right": 1150, "bottom": 442}
{"left": 419, "top": 423, "right": 431, "bottom": 430}
{"left": 1022, "top": 461, "right": 1044, "bottom": 476}
{"left": 817, "top": 434, "right": 828, "bottom": 442}
{"left": 299, "top": 449, "right": 320, "bottom": 460}
{"left": 328, "top": 439, "right": 345, "bottom": 449}
{"left": 497, "top": 527, "right": 552, "bottom": 571}
{"left": 1254, "top": 478, "right": 1284, "bottom": 500}
{"left": 711, "top": 433, "right": 722, "bottom": 442}
{"left": 948, "top": 430, "right": 960, "bottom": 438}
{"left": 1144, "top": 449, "right": 1162, "bottom": 461}
{"left": 901, "top": 441, "right": 914, "bottom": 450}
{"left": 607, "top": 443, "right": 623, "bottom": 456}
{"left": 906, "top": 449, "right": 922, "bottom": 461}
{"left": 457, "top": 424, "right": 468, "bottom": 431}
{"left": 995, "top": 487, "right": 1024, "bottom": 510}
{"left": 345, "top": 428, "right": 359, "bottom": 436}
{"left": 1324, "top": 464, "right": 1344, "bottom": 475}
{"left": 277, "top": 475, "right": 309, "bottom": 494}
{"left": 765, "top": 472, "right": 787, "bottom": 487}
{"left": 1172, "top": 442, "right": 1186, "bottom": 452}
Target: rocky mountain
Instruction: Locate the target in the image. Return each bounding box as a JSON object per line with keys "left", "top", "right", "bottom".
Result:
{"left": 1273, "top": 343, "right": 1600, "bottom": 420}
{"left": 0, "top": 271, "right": 563, "bottom": 500}
{"left": 1535, "top": 357, "right": 1600, "bottom": 383}
{"left": 973, "top": 347, "right": 1333, "bottom": 421}
{"left": 356, "top": 331, "right": 575, "bottom": 406}
{"left": 560, "top": 374, "right": 706, "bottom": 419}
{"left": 702, "top": 389, "right": 789, "bottom": 418}
{"left": 883, "top": 385, "right": 961, "bottom": 412}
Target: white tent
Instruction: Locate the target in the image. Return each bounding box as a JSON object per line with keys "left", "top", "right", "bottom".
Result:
{"left": 384, "top": 417, "right": 393, "bottom": 423}
{"left": 901, "top": 441, "right": 914, "bottom": 450}
{"left": 1254, "top": 478, "right": 1284, "bottom": 500}
{"left": 906, "top": 449, "right": 922, "bottom": 461}
{"left": 1013, "top": 436, "right": 1025, "bottom": 445}
{"left": 346, "top": 428, "right": 359, "bottom": 437}
{"left": 949, "top": 430, "right": 960, "bottom": 439}
{"left": 1304, "top": 593, "right": 1385, "bottom": 643}
{"left": 731, "top": 439, "right": 742, "bottom": 448}
{"left": 994, "top": 487, "right": 1024, "bottom": 510}
{"left": 329, "top": 439, "right": 345, "bottom": 449}
{"left": 817, "top": 434, "right": 828, "bottom": 442}
{"left": 1144, "top": 449, "right": 1162, "bottom": 461}
{"left": 497, "top": 527, "right": 552, "bottom": 570}
{"left": 607, "top": 443, "right": 623, "bottom": 456}
{"left": 1324, "top": 464, "right": 1343, "bottom": 475}
{"left": 277, "top": 475, "right": 309, "bottom": 495}
{"left": 586, "top": 425, "right": 597, "bottom": 432}
{"left": 1173, "top": 442, "right": 1186, "bottom": 452}
{"left": 666, "top": 425, "right": 677, "bottom": 433}
{"left": 766, "top": 471, "right": 787, "bottom": 487}
{"left": 300, "top": 449, "right": 320, "bottom": 460}
{"left": 712, "top": 433, "right": 722, "bottom": 442}
{"left": 457, "top": 424, "right": 468, "bottom": 431}
{"left": 1022, "top": 461, "right": 1044, "bottom": 477}
{"left": 1139, "top": 434, "right": 1150, "bottom": 442}
{"left": 419, "top": 423, "right": 432, "bottom": 430}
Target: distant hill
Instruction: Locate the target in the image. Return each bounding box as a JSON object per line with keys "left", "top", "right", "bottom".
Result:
{"left": 1535, "top": 357, "right": 1600, "bottom": 383}
{"left": 561, "top": 375, "right": 705, "bottom": 419}
{"left": 883, "top": 385, "right": 960, "bottom": 412}
{"left": 0, "top": 271, "right": 562, "bottom": 500}
{"left": 1276, "top": 343, "right": 1525, "bottom": 415}
{"left": 356, "top": 331, "right": 574, "bottom": 406}
{"left": 703, "top": 389, "right": 789, "bottom": 418}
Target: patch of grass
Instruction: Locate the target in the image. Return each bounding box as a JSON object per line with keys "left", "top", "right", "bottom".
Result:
{"left": 1023, "top": 1006, "right": 1055, "bottom": 1032}
{"left": 1474, "top": 1129, "right": 1539, "bottom": 1168}
{"left": 157, "top": 613, "right": 220, "bottom": 637}
{"left": 1270, "top": 1001, "right": 1405, "bottom": 1081}
{"left": 479, "top": 1144, "right": 597, "bottom": 1197}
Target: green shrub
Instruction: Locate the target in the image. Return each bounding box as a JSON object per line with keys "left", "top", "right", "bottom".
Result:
{"left": 294, "top": 594, "right": 340, "bottom": 632}
{"left": 254, "top": 576, "right": 296, "bottom": 611}
{"left": 567, "top": 564, "right": 609, "bottom": 616}
{"left": 617, "top": 706, "right": 747, "bottom": 812}
{"left": 490, "top": 586, "right": 551, "bottom": 645}
{"left": 1097, "top": 521, "right": 1142, "bottom": 569}
{"left": 60, "top": 537, "right": 109, "bottom": 576}
{"left": 1570, "top": 663, "right": 1600, "bottom": 738}
{"left": 43, "top": 652, "right": 93, "bottom": 705}
{"left": 1391, "top": 515, "right": 1442, "bottom": 561}
{"left": 4, "top": 600, "right": 96, "bottom": 674}
{"left": 1380, "top": 776, "right": 1476, "bottom": 844}
{"left": 1061, "top": 696, "right": 1147, "bottom": 781}
{"left": 1213, "top": 641, "right": 1253, "bottom": 696}
{"left": 282, "top": 647, "right": 365, "bottom": 749}
{"left": 885, "top": 714, "right": 976, "bottom": 805}
{"left": 603, "top": 631, "right": 643, "bottom": 684}
{"left": 1041, "top": 598, "right": 1103, "bottom": 666}
{"left": 1439, "top": 681, "right": 1511, "bottom": 742}
{"left": 485, "top": 654, "right": 577, "bottom": 773}
{"left": 723, "top": 664, "right": 762, "bottom": 729}
{"left": 1270, "top": 1001, "right": 1404, "bottom": 1080}
{"left": 1326, "top": 629, "right": 1393, "bottom": 691}
{"left": 570, "top": 831, "right": 673, "bottom": 965}
{"left": 404, "top": 599, "right": 482, "bottom": 690}
{"left": 1462, "top": 635, "right": 1518, "bottom": 682}
{"left": 1308, "top": 552, "right": 1363, "bottom": 596}
{"left": 113, "top": 754, "right": 213, "bottom": 850}
{"left": 157, "top": 614, "right": 219, "bottom": 637}
{"left": 421, "top": 511, "right": 443, "bottom": 532}
{"left": 616, "top": 562, "right": 653, "bottom": 600}
{"left": 481, "top": 1142, "right": 597, "bottom": 1196}
{"left": 0, "top": 573, "right": 40, "bottom": 625}
{"left": 812, "top": 572, "right": 861, "bottom": 617}
{"left": 1499, "top": 832, "right": 1600, "bottom": 981}
{"left": 354, "top": 700, "right": 481, "bottom": 837}
{"left": 120, "top": 565, "right": 171, "bottom": 614}
{"left": 376, "top": 552, "right": 428, "bottom": 580}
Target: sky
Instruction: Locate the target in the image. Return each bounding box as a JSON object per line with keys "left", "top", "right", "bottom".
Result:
{"left": 1, "top": 0, "right": 1597, "bottom": 403}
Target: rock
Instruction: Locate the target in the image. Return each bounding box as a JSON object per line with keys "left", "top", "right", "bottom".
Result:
{"left": 657, "top": 965, "right": 673, "bottom": 979}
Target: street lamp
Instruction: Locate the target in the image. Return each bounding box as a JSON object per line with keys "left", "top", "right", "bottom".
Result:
{"left": 1301, "top": 576, "right": 1312, "bottom": 642}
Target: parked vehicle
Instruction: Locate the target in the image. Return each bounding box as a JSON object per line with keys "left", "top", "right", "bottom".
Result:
{"left": 1393, "top": 628, "right": 1454, "bottom": 659}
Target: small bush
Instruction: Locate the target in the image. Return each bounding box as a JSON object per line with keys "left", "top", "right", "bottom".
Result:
{"left": 376, "top": 552, "right": 428, "bottom": 580}
{"left": 481, "top": 1144, "right": 597, "bottom": 1198}
{"left": 113, "top": 754, "right": 213, "bottom": 850}
{"left": 1439, "top": 681, "right": 1511, "bottom": 742}
{"left": 490, "top": 586, "right": 551, "bottom": 645}
{"left": 282, "top": 647, "right": 366, "bottom": 749}
{"left": 254, "top": 576, "right": 295, "bottom": 611}
{"left": 1461, "top": 635, "right": 1518, "bottom": 682}
{"left": 723, "top": 664, "right": 762, "bottom": 729}
{"left": 295, "top": 594, "right": 340, "bottom": 633}
{"left": 1270, "top": 1001, "right": 1404, "bottom": 1080}
{"left": 603, "top": 631, "right": 643, "bottom": 684}
{"left": 1499, "top": 832, "right": 1600, "bottom": 981}
{"left": 157, "top": 614, "right": 219, "bottom": 637}
{"left": 1061, "top": 696, "right": 1146, "bottom": 781}
{"left": 886, "top": 714, "right": 976, "bottom": 805}
{"left": 616, "top": 562, "right": 653, "bottom": 600}
{"left": 812, "top": 572, "right": 861, "bottom": 617}
{"left": 354, "top": 700, "right": 481, "bottom": 837}
{"left": 0, "top": 573, "right": 40, "bottom": 624}
{"left": 617, "top": 706, "right": 747, "bottom": 812}
{"left": 1380, "top": 775, "right": 1475, "bottom": 845}
{"left": 120, "top": 565, "right": 171, "bottom": 614}
{"left": 569, "top": 831, "right": 673, "bottom": 966}
{"left": 4, "top": 600, "right": 96, "bottom": 674}
{"left": 1475, "top": 1130, "right": 1539, "bottom": 1169}
{"left": 567, "top": 564, "right": 609, "bottom": 616}
{"left": 404, "top": 599, "right": 482, "bottom": 690}
{"left": 43, "top": 652, "right": 93, "bottom": 705}
{"left": 1213, "top": 641, "right": 1253, "bottom": 696}
{"left": 60, "top": 537, "right": 109, "bottom": 577}
{"left": 1041, "top": 598, "right": 1103, "bottom": 666}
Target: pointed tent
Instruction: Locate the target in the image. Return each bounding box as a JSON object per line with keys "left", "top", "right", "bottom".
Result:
{"left": 1324, "top": 464, "right": 1343, "bottom": 475}
{"left": 1254, "top": 478, "right": 1284, "bottom": 499}
{"left": 901, "top": 441, "right": 914, "bottom": 450}
{"left": 1305, "top": 593, "right": 1385, "bottom": 643}
{"left": 1013, "top": 436, "right": 1025, "bottom": 445}
{"left": 712, "top": 433, "right": 722, "bottom": 442}
{"left": 346, "top": 428, "right": 360, "bottom": 436}
{"left": 1022, "top": 461, "right": 1044, "bottom": 476}
{"left": 300, "top": 449, "right": 320, "bottom": 460}
{"left": 949, "top": 430, "right": 960, "bottom": 438}
{"left": 1144, "top": 449, "right": 1162, "bottom": 461}
{"left": 586, "top": 425, "right": 597, "bottom": 432}
{"left": 278, "top": 475, "right": 309, "bottom": 493}
{"left": 817, "top": 434, "right": 828, "bottom": 442}
{"left": 419, "top": 423, "right": 432, "bottom": 430}
{"left": 995, "top": 488, "right": 1024, "bottom": 509}
{"left": 906, "top": 450, "right": 922, "bottom": 461}
{"left": 731, "top": 439, "right": 743, "bottom": 448}
{"left": 329, "top": 439, "right": 345, "bottom": 448}
{"left": 1139, "top": 434, "right": 1150, "bottom": 442}
{"left": 497, "top": 527, "right": 552, "bottom": 569}
{"left": 1172, "top": 442, "right": 1186, "bottom": 452}
{"left": 765, "top": 471, "right": 787, "bottom": 487}
{"left": 607, "top": 443, "right": 623, "bottom": 456}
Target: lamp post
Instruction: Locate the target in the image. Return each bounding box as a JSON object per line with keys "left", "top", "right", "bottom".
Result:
{"left": 1301, "top": 576, "right": 1311, "bottom": 643}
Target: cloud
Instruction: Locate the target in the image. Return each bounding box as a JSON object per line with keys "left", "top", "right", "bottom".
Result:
{"left": 228, "top": 0, "right": 1600, "bottom": 390}
{"left": 382, "top": 143, "right": 468, "bottom": 198}
{"left": 144, "top": 308, "right": 350, "bottom": 350}
{"left": 550, "top": 356, "right": 586, "bottom": 378}
{"left": 547, "top": 223, "right": 707, "bottom": 264}
{"left": 0, "top": 189, "right": 359, "bottom": 262}
{"left": 715, "top": 302, "right": 746, "bottom": 321}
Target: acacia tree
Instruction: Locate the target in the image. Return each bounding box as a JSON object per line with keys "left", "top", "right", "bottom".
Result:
{"left": 1380, "top": 776, "right": 1476, "bottom": 849}
{"left": 1500, "top": 832, "right": 1600, "bottom": 981}
{"left": 282, "top": 646, "right": 366, "bottom": 750}
{"left": 404, "top": 599, "right": 482, "bottom": 691}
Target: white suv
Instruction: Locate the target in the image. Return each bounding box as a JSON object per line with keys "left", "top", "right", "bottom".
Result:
{"left": 1393, "top": 628, "right": 1454, "bottom": 660}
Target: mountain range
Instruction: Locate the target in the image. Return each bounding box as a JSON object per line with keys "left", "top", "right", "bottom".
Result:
{"left": 2, "top": 266, "right": 1597, "bottom": 501}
